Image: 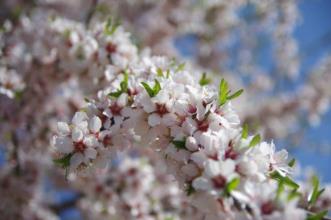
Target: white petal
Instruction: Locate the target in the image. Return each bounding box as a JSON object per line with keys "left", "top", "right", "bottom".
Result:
{"left": 117, "top": 93, "right": 128, "bottom": 106}
{"left": 205, "top": 160, "right": 221, "bottom": 177}
{"left": 70, "top": 153, "right": 84, "bottom": 169}
{"left": 148, "top": 114, "right": 161, "bottom": 127}
{"left": 219, "top": 160, "right": 236, "bottom": 177}
{"left": 191, "top": 152, "right": 207, "bottom": 168}
{"left": 54, "top": 136, "right": 74, "bottom": 153}
{"left": 57, "top": 122, "right": 70, "bottom": 136}
{"left": 192, "top": 177, "right": 211, "bottom": 190}
{"left": 162, "top": 113, "right": 177, "bottom": 126}
{"left": 72, "top": 127, "right": 83, "bottom": 142}
{"left": 89, "top": 116, "right": 102, "bottom": 133}
{"left": 185, "top": 136, "right": 198, "bottom": 151}
{"left": 85, "top": 147, "right": 97, "bottom": 159}
{"left": 72, "top": 112, "right": 88, "bottom": 125}
{"left": 84, "top": 135, "right": 99, "bottom": 147}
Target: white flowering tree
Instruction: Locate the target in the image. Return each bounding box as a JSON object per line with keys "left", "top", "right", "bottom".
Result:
{"left": 0, "top": 0, "right": 331, "bottom": 220}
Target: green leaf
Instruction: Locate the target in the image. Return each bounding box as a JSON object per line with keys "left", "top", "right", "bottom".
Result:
{"left": 309, "top": 175, "right": 325, "bottom": 206}
{"left": 306, "top": 210, "right": 328, "bottom": 220}
{"left": 249, "top": 134, "right": 261, "bottom": 147}
{"left": 270, "top": 171, "right": 299, "bottom": 190}
{"left": 141, "top": 82, "right": 155, "bottom": 97}
{"left": 104, "top": 17, "right": 119, "bottom": 36}
{"left": 120, "top": 71, "right": 129, "bottom": 92}
{"left": 175, "top": 62, "right": 186, "bottom": 72}
{"left": 53, "top": 153, "right": 73, "bottom": 168}
{"left": 219, "top": 79, "right": 229, "bottom": 106}
{"left": 242, "top": 123, "right": 249, "bottom": 139}
{"left": 153, "top": 79, "right": 161, "bottom": 95}
{"left": 108, "top": 90, "right": 122, "bottom": 98}
{"left": 141, "top": 80, "right": 161, "bottom": 97}
{"left": 171, "top": 139, "right": 187, "bottom": 150}
{"left": 157, "top": 68, "right": 164, "bottom": 77}
{"left": 227, "top": 89, "right": 244, "bottom": 100}
{"left": 185, "top": 183, "right": 196, "bottom": 196}
{"left": 54, "top": 153, "right": 73, "bottom": 179}
{"left": 199, "top": 72, "right": 211, "bottom": 86}
{"left": 225, "top": 178, "right": 240, "bottom": 195}
{"left": 288, "top": 158, "right": 296, "bottom": 167}
{"left": 287, "top": 189, "right": 301, "bottom": 201}
{"left": 108, "top": 71, "right": 129, "bottom": 98}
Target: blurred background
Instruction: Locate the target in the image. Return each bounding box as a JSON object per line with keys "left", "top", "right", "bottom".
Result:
{"left": 1, "top": 0, "right": 331, "bottom": 219}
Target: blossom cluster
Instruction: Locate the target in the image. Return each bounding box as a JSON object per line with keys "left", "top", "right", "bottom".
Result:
{"left": 52, "top": 22, "right": 326, "bottom": 218}
{"left": 74, "top": 154, "right": 200, "bottom": 220}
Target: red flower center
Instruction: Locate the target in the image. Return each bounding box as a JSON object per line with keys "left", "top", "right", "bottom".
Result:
{"left": 106, "top": 42, "right": 117, "bottom": 54}
{"left": 212, "top": 175, "right": 227, "bottom": 189}
{"left": 74, "top": 141, "right": 86, "bottom": 153}
{"left": 197, "top": 119, "right": 209, "bottom": 132}
{"left": 261, "top": 201, "right": 274, "bottom": 215}
{"left": 109, "top": 103, "right": 122, "bottom": 116}
{"left": 155, "top": 103, "right": 169, "bottom": 116}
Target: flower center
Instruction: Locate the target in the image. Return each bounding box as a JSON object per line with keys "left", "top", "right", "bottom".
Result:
{"left": 109, "top": 103, "right": 122, "bottom": 116}
{"left": 212, "top": 175, "right": 227, "bottom": 189}
{"left": 155, "top": 103, "right": 169, "bottom": 116}
{"left": 74, "top": 141, "right": 86, "bottom": 153}
{"left": 225, "top": 148, "right": 238, "bottom": 160}
{"left": 106, "top": 42, "right": 117, "bottom": 54}
{"left": 261, "top": 201, "right": 274, "bottom": 215}
{"left": 197, "top": 119, "right": 209, "bottom": 132}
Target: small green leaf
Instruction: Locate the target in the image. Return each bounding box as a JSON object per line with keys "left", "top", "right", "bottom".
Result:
{"left": 219, "top": 79, "right": 229, "bottom": 106}
{"left": 287, "top": 189, "right": 301, "bottom": 201}
{"left": 141, "top": 82, "right": 155, "bottom": 97}
{"left": 270, "top": 171, "right": 299, "bottom": 190}
{"left": 249, "top": 134, "right": 261, "bottom": 147}
{"left": 309, "top": 175, "right": 325, "bottom": 207}
{"left": 242, "top": 124, "right": 249, "bottom": 139}
{"left": 171, "top": 139, "right": 187, "bottom": 150}
{"left": 306, "top": 210, "right": 328, "bottom": 220}
{"left": 227, "top": 89, "right": 244, "bottom": 100}
{"left": 104, "top": 17, "right": 119, "bottom": 36}
{"left": 199, "top": 72, "right": 211, "bottom": 86}
{"left": 288, "top": 158, "right": 296, "bottom": 167}
{"left": 225, "top": 178, "right": 240, "bottom": 195}
{"left": 108, "top": 90, "right": 122, "bottom": 98}
{"left": 108, "top": 71, "right": 129, "bottom": 98}
{"left": 120, "top": 71, "right": 129, "bottom": 92}
{"left": 175, "top": 62, "right": 186, "bottom": 72}
{"left": 157, "top": 68, "right": 164, "bottom": 77}
{"left": 185, "top": 183, "right": 196, "bottom": 196}
{"left": 53, "top": 153, "right": 73, "bottom": 168}
{"left": 141, "top": 80, "right": 161, "bottom": 97}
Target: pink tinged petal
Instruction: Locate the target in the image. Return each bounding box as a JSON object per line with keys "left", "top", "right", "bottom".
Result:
{"left": 186, "top": 136, "right": 199, "bottom": 151}
{"left": 72, "top": 112, "right": 88, "bottom": 125}
{"left": 192, "top": 177, "right": 211, "bottom": 191}
{"left": 83, "top": 135, "right": 98, "bottom": 147}
{"left": 85, "top": 147, "right": 97, "bottom": 159}
{"left": 89, "top": 116, "right": 102, "bottom": 133}
{"left": 205, "top": 160, "right": 221, "bottom": 177}
{"left": 117, "top": 93, "right": 128, "bottom": 106}
{"left": 57, "top": 122, "right": 70, "bottom": 136}
{"left": 219, "top": 160, "right": 236, "bottom": 177}
{"left": 181, "top": 164, "right": 199, "bottom": 178}
{"left": 162, "top": 113, "right": 177, "bottom": 126}
{"left": 274, "top": 149, "right": 288, "bottom": 163}
{"left": 55, "top": 137, "right": 74, "bottom": 154}
{"left": 191, "top": 152, "right": 207, "bottom": 168}
{"left": 182, "top": 118, "right": 197, "bottom": 135}
{"left": 72, "top": 127, "right": 83, "bottom": 142}
{"left": 148, "top": 114, "right": 161, "bottom": 127}
{"left": 70, "top": 153, "right": 84, "bottom": 169}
